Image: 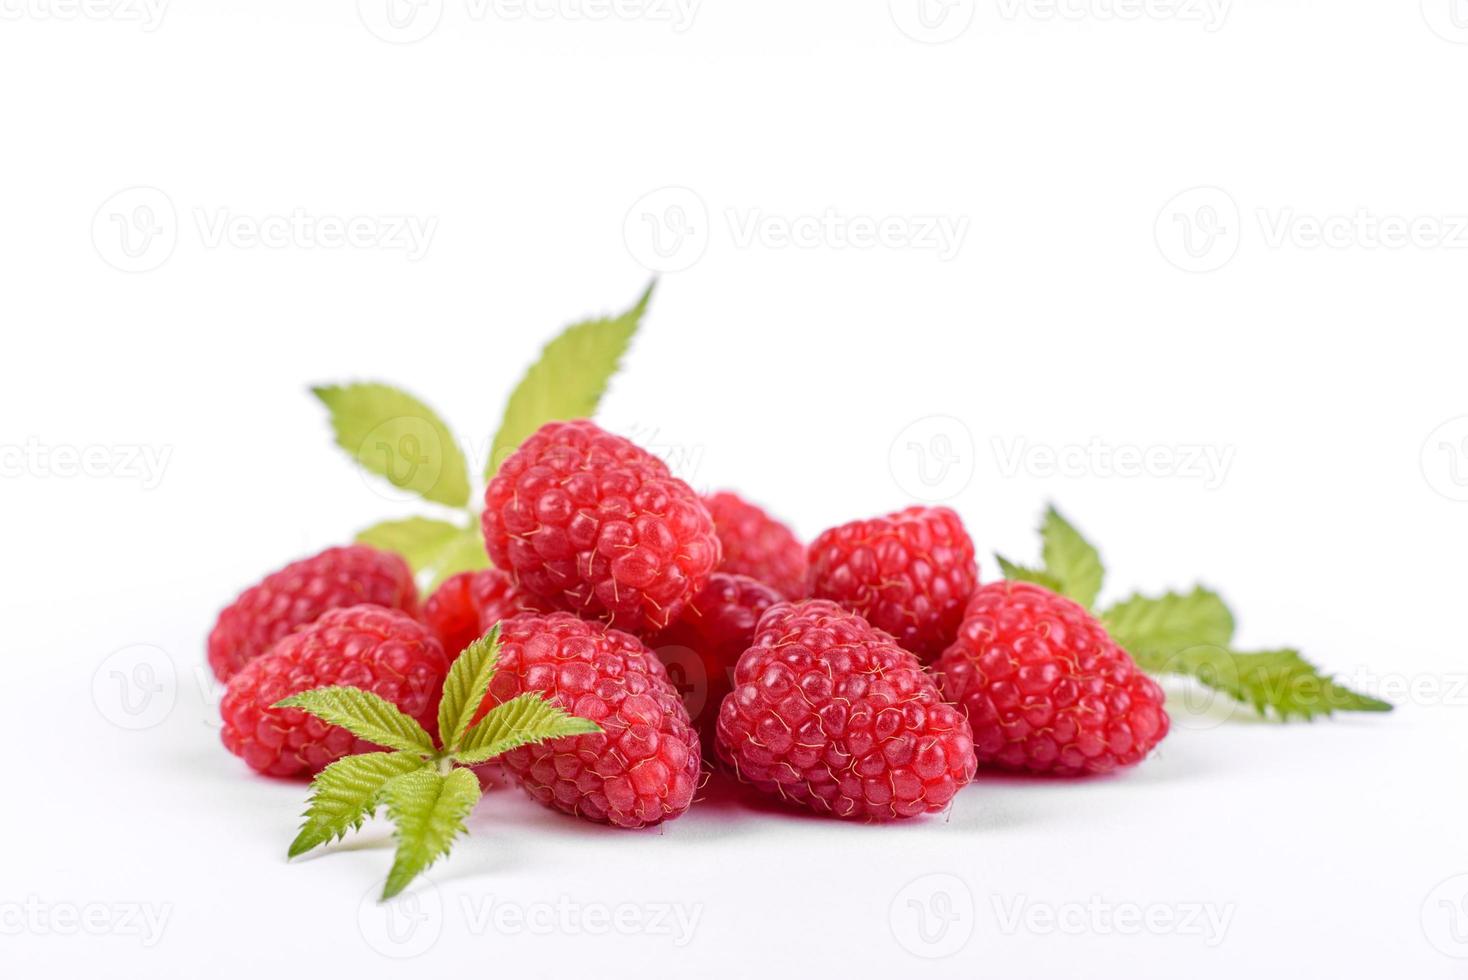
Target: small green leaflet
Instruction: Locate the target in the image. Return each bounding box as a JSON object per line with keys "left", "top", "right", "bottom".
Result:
{"left": 1003, "top": 503, "right": 1391, "bottom": 722}
{"left": 355, "top": 517, "right": 466, "bottom": 574}
{"left": 381, "top": 768, "right": 482, "bottom": 900}
{"left": 1102, "top": 587, "right": 1236, "bottom": 657}
{"left": 279, "top": 633, "right": 603, "bottom": 900}
{"left": 275, "top": 687, "right": 435, "bottom": 755}
{"left": 486, "top": 280, "right": 654, "bottom": 478}
{"left": 437, "top": 626, "right": 501, "bottom": 753}
{"left": 1141, "top": 646, "right": 1392, "bottom": 721}
{"left": 454, "top": 693, "right": 602, "bottom": 766}
{"left": 313, "top": 382, "right": 471, "bottom": 508}
{"left": 423, "top": 528, "right": 491, "bottom": 592}
{"left": 288, "top": 752, "right": 429, "bottom": 858}
{"left": 995, "top": 554, "right": 1064, "bottom": 592}
{"left": 1039, "top": 506, "right": 1104, "bottom": 609}
{"left": 355, "top": 517, "right": 489, "bottom": 591}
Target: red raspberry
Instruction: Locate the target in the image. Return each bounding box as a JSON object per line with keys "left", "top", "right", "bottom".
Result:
{"left": 219, "top": 606, "right": 449, "bottom": 778}
{"left": 716, "top": 600, "right": 976, "bottom": 821}
{"left": 207, "top": 545, "right": 418, "bottom": 682}
{"left": 479, "top": 612, "right": 701, "bottom": 828}
{"left": 650, "top": 572, "right": 784, "bottom": 744}
{"left": 481, "top": 420, "right": 720, "bottom": 634}
{"left": 935, "top": 581, "right": 1170, "bottom": 776}
{"left": 421, "top": 568, "right": 543, "bottom": 658}
{"left": 807, "top": 506, "right": 978, "bottom": 661}
{"left": 703, "top": 491, "right": 807, "bottom": 599}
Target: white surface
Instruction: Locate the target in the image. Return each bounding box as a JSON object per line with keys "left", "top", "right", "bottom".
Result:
{"left": 3, "top": 3, "right": 1467, "bottom": 977}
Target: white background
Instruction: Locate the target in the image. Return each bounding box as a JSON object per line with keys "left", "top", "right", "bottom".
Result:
{"left": 3, "top": 1, "right": 1467, "bottom": 976}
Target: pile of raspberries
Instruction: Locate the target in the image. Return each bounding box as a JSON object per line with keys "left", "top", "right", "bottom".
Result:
{"left": 212, "top": 419, "right": 1168, "bottom": 828}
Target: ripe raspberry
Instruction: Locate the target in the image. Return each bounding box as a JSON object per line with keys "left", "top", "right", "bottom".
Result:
{"left": 421, "top": 568, "right": 543, "bottom": 658}
{"left": 807, "top": 506, "right": 978, "bottom": 661}
{"left": 481, "top": 420, "right": 720, "bottom": 634}
{"left": 716, "top": 600, "right": 976, "bottom": 821}
{"left": 477, "top": 613, "right": 700, "bottom": 828}
{"left": 935, "top": 581, "right": 1170, "bottom": 776}
{"left": 703, "top": 491, "right": 807, "bottom": 599}
{"left": 220, "top": 606, "right": 449, "bottom": 778}
{"left": 207, "top": 545, "right": 418, "bottom": 682}
{"left": 650, "top": 572, "right": 784, "bottom": 744}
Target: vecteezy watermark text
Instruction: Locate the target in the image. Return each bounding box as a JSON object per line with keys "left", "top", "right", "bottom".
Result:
{"left": 1, "top": 439, "right": 172, "bottom": 489}
{"left": 992, "top": 436, "right": 1235, "bottom": 489}
{"left": 991, "top": 895, "right": 1235, "bottom": 946}
{"left": 0, "top": 0, "right": 168, "bottom": 29}
{"left": 0, "top": 898, "right": 172, "bottom": 947}
{"left": 624, "top": 187, "right": 969, "bottom": 273}
{"left": 1157, "top": 187, "right": 1468, "bottom": 273}
{"left": 93, "top": 186, "right": 437, "bottom": 273}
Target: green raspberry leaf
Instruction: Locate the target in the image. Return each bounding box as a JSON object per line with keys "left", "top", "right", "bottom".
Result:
{"left": 995, "top": 554, "right": 1064, "bottom": 592}
{"left": 356, "top": 518, "right": 488, "bottom": 591}
{"left": 356, "top": 517, "right": 467, "bottom": 575}
{"left": 1102, "top": 587, "right": 1236, "bottom": 660}
{"left": 1040, "top": 505, "right": 1104, "bottom": 609}
{"left": 453, "top": 692, "right": 602, "bottom": 766}
{"left": 380, "top": 767, "right": 481, "bottom": 900}
{"left": 423, "top": 528, "right": 491, "bottom": 593}
{"left": 486, "top": 281, "right": 654, "bottom": 478}
{"left": 275, "top": 687, "right": 436, "bottom": 754}
{"left": 438, "top": 625, "right": 501, "bottom": 754}
{"left": 313, "top": 382, "right": 471, "bottom": 508}
{"left": 288, "top": 751, "right": 429, "bottom": 858}
{"left": 1147, "top": 646, "right": 1392, "bottom": 721}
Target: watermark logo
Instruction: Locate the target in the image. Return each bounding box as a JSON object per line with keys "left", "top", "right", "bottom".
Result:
{"left": 353, "top": 416, "right": 455, "bottom": 504}
{"left": 624, "top": 187, "right": 709, "bottom": 273}
{"left": 889, "top": 416, "right": 976, "bottom": 503}
{"left": 1158, "top": 187, "right": 1468, "bottom": 272}
{"left": 624, "top": 187, "right": 969, "bottom": 272}
{"left": 358, "top": 880, "right": 443, "bottom": 958}
{"left": 890, "top": 874, "right": 975, "bottom": 959}
{"left": 1422, "top": 874, "right": 1468, "bottom": 958}
{"left": 652, "top": 643, "right": 714, "bottom": 729}
{"left": 1421, "top": 416, "right": 1468, "bottom": 502}
{"left": 92, "top": 186, "right": 177, "bottom": 273}
{"left": 889, "top": 0, "right": 975, "bottom": 43}
{"left": 1422, "top": 0, "right": 1468, "bottom": 43}
{"left": 92, "top": 645, "right": 176, "bottom": 731}
{"left": 357, "top": 0, "right": 444, "bottom": 43}
{"left": 92, "top": 187, "right": 437, "bottom": 272}
{"left": 1155, "top": 186, "right": 1240, "bottom": 273}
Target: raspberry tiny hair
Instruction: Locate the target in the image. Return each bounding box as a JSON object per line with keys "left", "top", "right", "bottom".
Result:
{"left": 263, "top": 618, "right": 603, "bottom": 900}
{"left": 421, "top": 567, "right": 544, "bottom": 658}
{"left": 935, "top": 581, "right": 1169, "bottom": 776}
{"left": 207, "top": 545, "right": 418, "bottom": 682}
{"left": 650, "top": 571, "right": 784, "bottom": 747}
{"left": 474, "top": 612, "right": 702, "bottom": 828}
{"left": 481, "top": 419, "right": 721, "bottom": 634}
{"left": 716, "top": 599, "right": 976, "bottom": 820}
{"left": 703, "top": 491, "right": 807, "bottom": 599}
{"left": 220, "top": 605, "right": 450, "bottom": 778}
{"left": 807, "top": 505, "right": 978, "bottom": 661}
